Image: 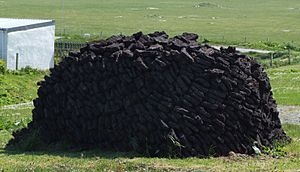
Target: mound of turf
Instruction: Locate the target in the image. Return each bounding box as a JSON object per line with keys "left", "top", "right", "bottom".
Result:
{"left": 8, "top": 31, "right": 290, "bottom": 157}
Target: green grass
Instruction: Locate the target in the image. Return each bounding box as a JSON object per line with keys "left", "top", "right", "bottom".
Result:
{"left": 268, "top": 64, "right": 300, "bottom": 105}
{"left": 0, "top": 105, "right": 299, "bottom": 171}
{"left": 1, "top": 0, "right": 300, "bottom": 47}
{"left": 0, "top": 146, "right": 298, "bottom": 172}
{"left": 0, "top": 71, "right": 45, "bottom": 106}
{"left": 0, "top": 106, "right": 32, "bottom": 134}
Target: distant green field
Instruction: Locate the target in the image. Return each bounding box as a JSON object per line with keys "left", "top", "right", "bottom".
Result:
{"left": 0, "top": 0, "right": 300, "bottom": 45}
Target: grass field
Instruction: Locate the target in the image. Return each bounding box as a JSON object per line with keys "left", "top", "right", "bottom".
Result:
{"left": 0, "top": 0, "right": 300, "bottom": 46}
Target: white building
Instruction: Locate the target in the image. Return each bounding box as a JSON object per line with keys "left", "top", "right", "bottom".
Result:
{"left": 0, "top": 18, "right": 55, "bottom": 70}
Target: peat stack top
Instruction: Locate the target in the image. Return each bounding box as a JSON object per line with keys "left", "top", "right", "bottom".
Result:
{"left": 10, "top": 31, "right": 289, "bottom": 157}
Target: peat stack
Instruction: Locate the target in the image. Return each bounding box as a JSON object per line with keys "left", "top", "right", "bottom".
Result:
{"left": 13, "top": 32, "right": 289, "bottom": 157}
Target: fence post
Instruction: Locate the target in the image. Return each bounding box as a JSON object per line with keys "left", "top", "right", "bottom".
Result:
{"left": 270, "top": 53, "right": 273, "bottom": 67}
{"left": 59, "top": 50, "right": 62, "bottom": 62}
{"left": 288, "top": 48, "right": 291, "bottom": 65}
{"left": 15, "top": 53, "right": 19, "bottom": 70}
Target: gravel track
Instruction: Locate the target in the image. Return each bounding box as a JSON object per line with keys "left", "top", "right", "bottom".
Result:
{"left": 278, "top": 105, "right": 300, "bottom": 124}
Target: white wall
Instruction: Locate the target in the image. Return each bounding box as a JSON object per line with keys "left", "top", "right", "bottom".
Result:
{"left": 7, "top": 25, "right": 55, "bottom": 70}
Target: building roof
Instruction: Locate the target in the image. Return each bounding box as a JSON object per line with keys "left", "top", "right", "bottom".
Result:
{"left": 0, "top": 18, "right": 55, "bottom": 32}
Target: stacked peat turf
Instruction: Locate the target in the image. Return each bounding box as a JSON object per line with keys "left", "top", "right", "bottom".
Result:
{"left": 11, "top": 31, "right": 290, "bottom": 157}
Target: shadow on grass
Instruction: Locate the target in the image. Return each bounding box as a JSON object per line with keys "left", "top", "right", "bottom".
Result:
{"left": 3, "top": 127, "right": 142, "bottom": 160}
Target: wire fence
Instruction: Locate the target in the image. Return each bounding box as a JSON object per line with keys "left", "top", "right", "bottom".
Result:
{"left": 54, "top": 41, "right": 86, "bottom": 62}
